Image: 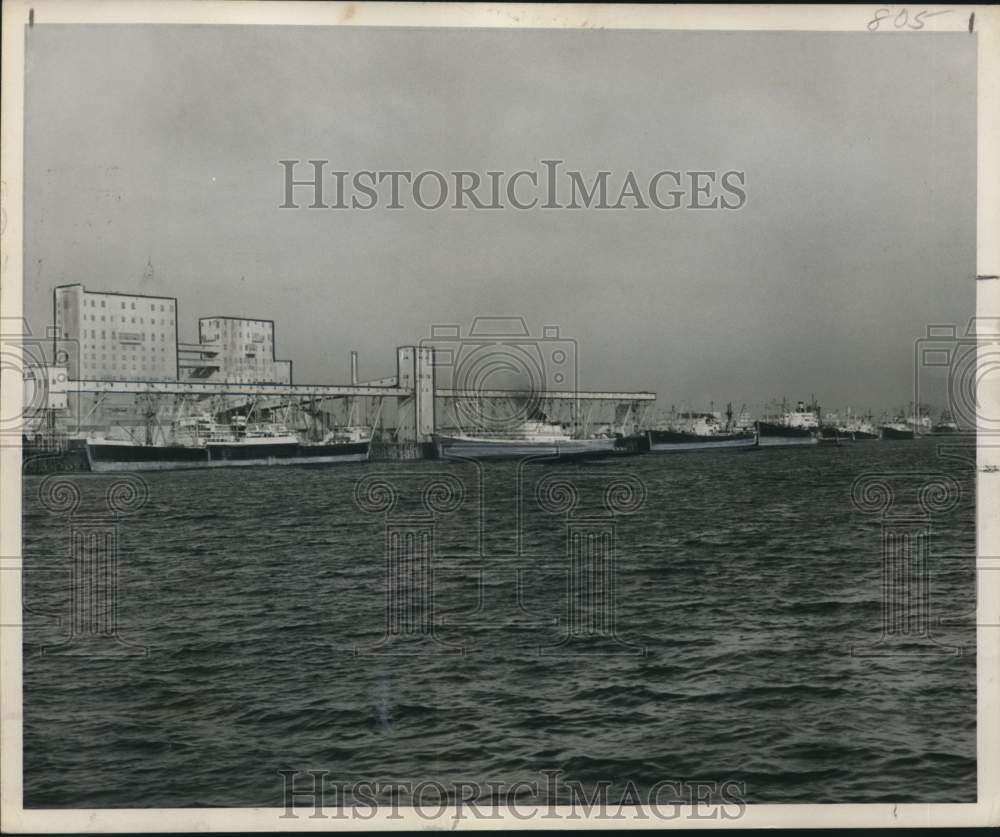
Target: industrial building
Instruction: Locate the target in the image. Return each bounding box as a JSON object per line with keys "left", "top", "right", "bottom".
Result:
{"left": 53, "top": 285, "right": 291, "bottom": 386}
{"left": 179, "top": 317, "right": 292, "bottom": 384}
{"left": 40, "top": 286, "right": 653, "bottom": 456}
{"left": 53, "top": 284, "right": 179, "bottom": 381}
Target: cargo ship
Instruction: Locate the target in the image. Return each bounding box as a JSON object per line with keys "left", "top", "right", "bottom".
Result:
{"left": 907, "top": 410, "right": 933, "bottom": 437}
{"left": 817, "top": 426, "right": 841, "bottom": 445}
{"left": 84, "top": 414, "right": 371, "bottom": 472}
{"left": 755, "top": 400, "right": 820, "bottom": 447}
{"left": 931, "top": 411, "right": 960, "bottom": 435}
{"left": 878, "top": 419, "right": 914, "bottom": 441}
{"left": 645, "top": 404, "right": 757, "bottom": 453}
{"left": 837, "top": 411, "right": 879, "bottom": 441}
{"left": 434, "top": 418, "right": 619, "bottom": 460}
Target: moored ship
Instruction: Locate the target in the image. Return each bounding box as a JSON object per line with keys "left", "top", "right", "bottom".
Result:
{"left": 645, "top": 404, "right": 757, "bottom": 453}
{"left": 906, "top": 410, "right": 933, "bottom": 437}
{"left": 755, "top": 400, "right": 820, "bottom": 447}
{"left": 84, "top": 414, "right": 371, "bottom": 472}
{"left": 836, "top": 410, "right": 879, "bottom": 441}
{"left": 817, "top": 425, "right": 841, "bottom": 445}
{"left": 434, "top": 418, "right": 619, "bottom": 460}
{"left": 931, "top": 410, "right": 960, "bottom": 435}
{"left": 878, "top": 419, "right": 914, "bottom": 441}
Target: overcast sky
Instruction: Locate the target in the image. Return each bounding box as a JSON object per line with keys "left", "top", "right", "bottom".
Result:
{"left": 24, "top": 25, "right": 976, "bottom": 414}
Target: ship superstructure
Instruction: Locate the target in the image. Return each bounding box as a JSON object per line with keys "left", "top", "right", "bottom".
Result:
{"left": 755, "top": 399, "right": 820, "bottom": 447}
{"left": 645, "top": 403, "right": 757, "bottom": 453}
{"left": 434, "top": 416, "right": 620, "bottom": 460}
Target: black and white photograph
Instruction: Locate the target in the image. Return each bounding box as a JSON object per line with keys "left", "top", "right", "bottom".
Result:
{"left": 1, "top": 1, "right": 998, "bottom": 831}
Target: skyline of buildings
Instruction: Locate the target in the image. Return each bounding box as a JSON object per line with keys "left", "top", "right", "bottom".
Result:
{"left": 44, "top": 282, "right": 958, "bottom": 422}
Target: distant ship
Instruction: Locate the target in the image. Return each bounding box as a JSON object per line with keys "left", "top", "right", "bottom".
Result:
{"left": 755, "top": 400, "right": 820, "bottom": 447}
{"left": 837, "top": 411, "right": 879, "bottom": 441}
{"left": 906, "top": 410, "right": 933, "bottom": 437}
{"left": 879, "top": 419, "right": 914, "bottom": 441}
{"left": 817, "top": 409, "right": 841, "bottom": 444}
{"left": 645, "top": 404, "right": 757, "bottom": 453}
{"left": 817, "top": 426, "right": 841, "bottom": 445}
{"left": 84, "top": 414, "right": 371, "bottom": 472}
{"left": 434, "top": 418, "right": 619, "bottom": 460}
{"left": 931, "top": 411, "right": 960, "bottom": 435}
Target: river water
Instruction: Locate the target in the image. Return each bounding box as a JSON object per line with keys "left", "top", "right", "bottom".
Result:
{"left": 21, "top": 437, "right": 976, "bottom": 807}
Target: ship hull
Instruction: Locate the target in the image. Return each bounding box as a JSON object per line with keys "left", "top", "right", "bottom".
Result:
{"left": 879, "top": 427, "right": 914, "bottom": 440}
{"left": 839, "top": 430, "right": 880, "bottom": 441}
{"left": 754, "top": 421, "right": 819, "bottom": 447}
{"left": 84, "top": 441, "right": 369, "bottom": 472}
{"left": 817, "top": 429, "right": 841, "bottom": 445}
{"left": 646, "top": 430, "right": 757, "bottom": 453}
{"left": 434, "top": 435, "right": 618, "bottom": 461}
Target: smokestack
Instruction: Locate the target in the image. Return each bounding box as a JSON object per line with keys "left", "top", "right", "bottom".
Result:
{"left": 350, "top": 351, "right": 359, "bottom": 385}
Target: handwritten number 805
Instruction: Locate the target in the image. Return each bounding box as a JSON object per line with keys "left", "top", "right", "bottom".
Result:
{"left": 867, "top": 8, "right": 951, "bottom": 31}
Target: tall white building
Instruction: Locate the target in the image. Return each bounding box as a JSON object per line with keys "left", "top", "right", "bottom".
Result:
{"left": 53, "top": 284, "right": 178, "bottom": 381}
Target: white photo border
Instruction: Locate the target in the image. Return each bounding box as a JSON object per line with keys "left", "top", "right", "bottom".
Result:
{"left": 1, "top": 1, "right": 997, "bottom": 831}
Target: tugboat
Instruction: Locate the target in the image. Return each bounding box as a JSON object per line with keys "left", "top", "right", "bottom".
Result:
{"left": 84, "top": 413, "right": 371, "bottom": 472}
{"left": 433, "top": 416, "right": 619, "bottom": 460}
{"left": 645, "top": 403, "right": 757, "bottom": 453}
{"left": 755, "top": 399, "right": 820, "bottom": 447}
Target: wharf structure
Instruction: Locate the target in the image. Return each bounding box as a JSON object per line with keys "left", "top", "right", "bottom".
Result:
{"left": 29, "top": 285, "right": 655, "bottom": 460}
